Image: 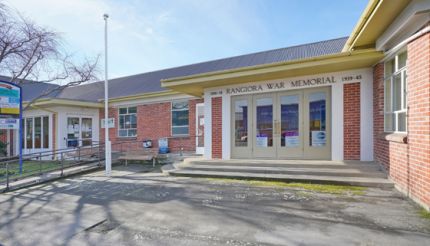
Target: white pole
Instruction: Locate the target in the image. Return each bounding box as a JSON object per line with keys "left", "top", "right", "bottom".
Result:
{"left": 103, "top": 13, "right": 111, "bottom": 176}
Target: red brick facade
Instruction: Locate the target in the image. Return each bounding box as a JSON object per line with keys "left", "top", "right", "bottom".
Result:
{"left": 344, "top": 82, "right": 361, "bottom": 160}
{"left": 100, "top": 98, "right": 203, "bottom": 153}
{"left": 211, "top": 97, "right": 222, "bottom": 159}
{"left": 373, "top": 30, "right": 430, "bottom": 210}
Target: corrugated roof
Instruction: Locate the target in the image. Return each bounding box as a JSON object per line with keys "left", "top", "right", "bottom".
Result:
{"left": 3, "top": 36, "right": 348, "bottom": 102}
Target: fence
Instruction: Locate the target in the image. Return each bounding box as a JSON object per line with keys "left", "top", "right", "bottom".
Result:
{"left": 0, "top": 141, "right": 107, "bottom": 191}
{"left": 0, "top": 135, "right": 203, "bottom": 191}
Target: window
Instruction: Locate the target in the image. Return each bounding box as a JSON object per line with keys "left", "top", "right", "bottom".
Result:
{"left": 67, "top": 117, "right": 80, "bottom": 147}
{"left": 66, "top": 117, "right": 93, "bottom": 147}
{"left": 118, "top": 106, "right": 137, "bottom": 137}
{"left": 384, "top": 51, "right": 407, "bottom": 132}
{"left": 172, "top": 100, "right": 189, "bottom": 135}
{"left": 24, "top": 116, "right": 50, "bottom": 150}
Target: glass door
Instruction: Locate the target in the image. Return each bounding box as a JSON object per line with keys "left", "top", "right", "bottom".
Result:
{"left": 303, "top": 87, "right": 331, "bottom": 159}
{"left": 195, "top": 103, "right": 205, "bottom": 155}
{"left": 252, "top": 94, "right": 276, "bottom": 158}
{"left": 231, "top": 95, "right": 252, "bottom": 158}
{"left": 276, "top": 91, "right": 303, "bottom": 158}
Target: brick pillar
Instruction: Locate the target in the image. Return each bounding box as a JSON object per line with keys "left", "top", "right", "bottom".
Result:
{"left": 211, "top": 97, "right": 222, "bottom": 158}
{"left": 406, "top": 30, "right": 430, "bottom": 208}
{"left": 344, "top": 82, "right": 361, "bottom": 160}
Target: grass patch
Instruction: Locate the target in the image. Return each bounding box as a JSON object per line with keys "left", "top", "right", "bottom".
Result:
{"left": 419, "top": 209, "right": 430, "bottom": 220}
{"left": 206, "top": 178, "right": 366, "bottom": 195}
{"left": 0, "top": 160, "right": 64, "bottom": 180}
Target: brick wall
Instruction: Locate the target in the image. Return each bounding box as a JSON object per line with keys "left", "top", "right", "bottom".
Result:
{"left": 405, "top": 31, "right": 430, "bottom": 208}
{"left": 373, "top": 30, "right": 430, "bottom": 210}
{"left": 344, "top": 82, "right": 361, "bottom": 160}
{"left": 211, "top": 97, "right": 222, "bottom": 159}
{"left": 100, "top": 98, "right": 203, "bottom": 153}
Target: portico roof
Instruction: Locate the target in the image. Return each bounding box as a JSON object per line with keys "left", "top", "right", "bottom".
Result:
{"left": 161, "top": 49, "right": 383, "bottom": 97}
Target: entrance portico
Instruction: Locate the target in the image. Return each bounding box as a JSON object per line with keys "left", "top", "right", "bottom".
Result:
{"left": 199, "top": 68, "right": 374, "bottom": 161}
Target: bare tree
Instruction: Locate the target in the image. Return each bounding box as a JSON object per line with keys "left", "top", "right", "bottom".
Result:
{"left": 0, "top": 2, "right": 100, "bottom": 108}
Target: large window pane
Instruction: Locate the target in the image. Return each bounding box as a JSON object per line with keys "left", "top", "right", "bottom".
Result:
{"left": 172, "top": 111, "right": 189, "bottom": 126}
{"left": 34, "top": 117, "right": 41, "bottom": 149}
{"left": 81, "top": 118, "right": 92, "bottom": 146}
{"left": 43, "top": 116, "right": 49, "bottom": 148}
{"left": 384, "top": 79, "right": 392, "bottom": 112}
{"left": 385, "top": 113, "right": 394, "bottom": 132}
{"left": 402, "top": 71, "right": 407, "bottom": 110}
{"left": 398, "top": 52, "right": 407, "bottom": 70}
{"left": 281, "top": 95, "right": 300, "bottom": 147}
{"left": 172, "top": 101, "right": 189, "bottom": 136}
{"left": 398, "top": 112, "right": 406, "bottom": 132}
{"left": 26, "top": 118, "right": 33, "bottom": 149}
{"left": 309, "top": 92, "right": 326, "bottom": 147}
{"left": 393, "top": 74, "right": 402, "bottom": 111}
{"left": 385, "top": 59, "right": 394, "bottom": 78}
{"left": 67, "top": 117, "right": 79, "bottom": 147}
{"left": 234, "top": 100, "right": 248, "bottom": 147}
{"left": 256, "top": 98, "right": 273, "bottom": 147}
{"left": 172, "top": 126, "right": 189, "bottom": 135}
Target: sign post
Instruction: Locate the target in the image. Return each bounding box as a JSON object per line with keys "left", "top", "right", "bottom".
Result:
{"left": 0, "top": 81, "right": 22, "bottom": 173}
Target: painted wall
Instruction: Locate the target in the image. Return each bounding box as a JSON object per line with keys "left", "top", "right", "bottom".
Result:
{"left": 50, "top": 106, "right": 100, "bottom": 150}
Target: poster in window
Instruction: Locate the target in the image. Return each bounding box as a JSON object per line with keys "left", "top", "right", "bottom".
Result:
{"left": 256, "top": 134, "right": 268, "bottom": 147}
{"left": 311, "top": 131, "right": 326, "bottom": 146}
{"left": 284, "top": 131, "right": 299, "bottom": 147}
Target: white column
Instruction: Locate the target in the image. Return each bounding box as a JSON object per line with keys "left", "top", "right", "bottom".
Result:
{"left": 222, "top": 93, "right": 231, "bottom": 159}
{"left": 360, "top": 75, "right": 374, "bottom": 161}
{"left": 203, "top": 92, "right": 212, "bottom": 159}
{"left": 331, "top": 83, "right": 344, "bottom": 161}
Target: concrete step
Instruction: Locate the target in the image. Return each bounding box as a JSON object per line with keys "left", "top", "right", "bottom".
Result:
{"left": 169, "top": 169, "right": 394, "bottom": 188}
{"left": 186, "top": 161, "right": 383, "bottom": 171}
{"left": 182, "top": 165, "right": 387, "bottom": 178}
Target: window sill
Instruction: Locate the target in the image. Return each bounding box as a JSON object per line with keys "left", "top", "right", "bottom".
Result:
{"left": 379, "top": 132, "right": 408, "bottom": 144}
{"left": 116, "top": 137, "right": 137, "bottom": 141}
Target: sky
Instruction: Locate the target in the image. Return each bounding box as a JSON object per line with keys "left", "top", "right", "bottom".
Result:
{"left": 6, "top": 0, "right": 368, "bottom": 80}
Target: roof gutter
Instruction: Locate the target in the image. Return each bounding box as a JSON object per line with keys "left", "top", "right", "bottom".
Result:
{"left": 342, "top": 0, "right": 381, "bottom": 52}
{"left": 99, "top": 90, "right": 184, "bottom": 103}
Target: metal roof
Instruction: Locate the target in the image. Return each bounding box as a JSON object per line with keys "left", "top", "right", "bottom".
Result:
{"left": 3, "top": 36, "right": 348, "bottom": 102}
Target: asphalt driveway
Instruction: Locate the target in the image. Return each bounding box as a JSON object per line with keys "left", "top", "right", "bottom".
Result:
{"left": 0, "top": 164, "right": 429, "bottom": 246}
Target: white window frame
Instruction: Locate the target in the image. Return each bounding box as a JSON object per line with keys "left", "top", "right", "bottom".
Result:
{"left": 66, "top": 116, "right": 93, "bottom": 147}
{"left": 118, "top": 106, "right": 137, "bottom": 137}
{"left": 171, "top": 100, "right": 189, "bottom": 136}
{"left": 384, "top": 51, "right": 407, "bottom": 133}
{"left": 23, "top": 115, "right": 50, "bottom": 150}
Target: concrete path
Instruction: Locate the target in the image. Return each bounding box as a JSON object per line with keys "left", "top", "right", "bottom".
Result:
{"left": 0, "top": 164, "right": 429, "bottom": 245}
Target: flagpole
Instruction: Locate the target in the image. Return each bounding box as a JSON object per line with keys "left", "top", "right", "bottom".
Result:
{"left": 103, "top": 13, "right": 111, "bottom": 176}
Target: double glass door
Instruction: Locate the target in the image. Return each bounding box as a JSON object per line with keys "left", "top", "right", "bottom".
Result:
{"left": 231, "top": 87, "right": 331, "bottom": 159}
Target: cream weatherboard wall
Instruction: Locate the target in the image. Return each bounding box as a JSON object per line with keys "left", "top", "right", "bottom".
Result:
{"left": 51, "top": 106, "right": 100, "bottom": 150}
{"left": 203, "top": 68, "right": 374, "bottom": 161}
